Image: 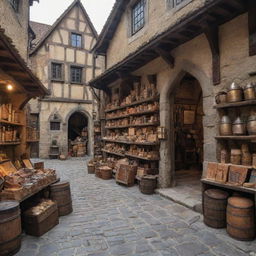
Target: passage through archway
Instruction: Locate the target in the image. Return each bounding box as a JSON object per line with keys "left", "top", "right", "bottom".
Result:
{"left": 68, "top": 112, "right": 88, "bottom": 157}
{"left": 172, "top": 73, "right": 204, "bottom": 185}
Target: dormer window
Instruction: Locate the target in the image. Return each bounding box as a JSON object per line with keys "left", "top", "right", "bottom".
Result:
{"left": 132, "top": 0, "right": 145, "bottom": 35}
{"left": 9, "top": 0, "right": 19, "bottom": 12}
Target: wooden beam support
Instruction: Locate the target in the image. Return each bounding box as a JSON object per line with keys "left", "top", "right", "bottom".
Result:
{"left": 248, "top": 0, "right": 256, "bottom": 56}
{"left": 154, "top": 47, "right": 175, "bottom": 68}
{"left": 205, "top": 26, "right": 220, "bottom": 85}
{"left": 147, "top": 74, "right": 157, "bottom": 85}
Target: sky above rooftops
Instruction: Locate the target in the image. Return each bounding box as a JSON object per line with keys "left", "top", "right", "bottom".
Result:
{"left": 30, "top": 0, "right": 115, "bottom": 33}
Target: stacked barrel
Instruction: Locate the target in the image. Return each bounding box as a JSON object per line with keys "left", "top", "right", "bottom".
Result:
{"left": 203, "top": 189, "right": 255, "bottom": 241}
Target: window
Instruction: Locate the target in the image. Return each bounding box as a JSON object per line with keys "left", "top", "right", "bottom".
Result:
{"left": 71, "top": 33, "right": 82, "bottom": 48}
{"left": 132, "top": 0, "right": 145, "bottom": 35}
{"left": 70, "top": 66, "right": 82, "bottom": 84}
{"left": 9, "top": 0, "right": 19, "bottom": 12}
{"left": 168, "top": 0, "right": 191, "bottom": 9}
{"left": 51, "top": 63, "right": 63, "bottom": 81}
{"left": 50, "top": 122, "right": 60, "bottom": 131}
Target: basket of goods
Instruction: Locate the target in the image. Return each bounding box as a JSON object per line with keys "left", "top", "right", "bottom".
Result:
{"left": 99, "top": 166, "right": 112, "bottom": 180}
{"left": 22, "top": 199, "right": 59, "bottom": 236}
{"left": 215, "top": 91, "right": 227, "bottom": 104}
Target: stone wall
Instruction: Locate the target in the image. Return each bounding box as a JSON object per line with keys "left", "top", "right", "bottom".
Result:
{"left": 0, "top": 0, "right": 29, "bottom": 60}
{"left": 39, "top": 101, "right": 93, "bottom": 158}
{"left": 106, "top": 0, "right": 207, "bottom": 69}
{"left": 103, "top": 13, "right": 256, "bottom": 188}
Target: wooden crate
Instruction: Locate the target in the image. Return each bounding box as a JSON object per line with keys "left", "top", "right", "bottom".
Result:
{"left": 22, "top": 200, "right": 59, "bottom": 237}
{"left": 116, "top": 164, "right": 137, "bottom": 186}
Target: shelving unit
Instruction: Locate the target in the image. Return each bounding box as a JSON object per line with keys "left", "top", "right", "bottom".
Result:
{"left": 214, "top": 99, "right": 256, "bottom": 109}
{"left": 215, "top": 135, "right": 256, "bottom": 141}
{"left": 0, "top": 120, "right": 23, "bottom": 126}
{"left": 102, "top": 78, "right": 160, "bottom": 173}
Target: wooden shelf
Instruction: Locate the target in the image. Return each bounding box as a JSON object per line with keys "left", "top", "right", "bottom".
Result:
{"left": 215, "top": 135, "right": 256, "bottom": 141}
{"left": 125, "top": 153, "right": 159, "bottom": 161}
{"left": 102, "top": 138, "right": 159, "bottom": 146}
{"left": 105, "top": 122, "right": 160, "bottom": 129}
{"left": 0, "top": 141, "right": 21, "bottom": 146}
{"left": 105, "top": 96, "right": 159, "bottom": 113}
{"left": 106, "top": 110, "right": 159, "bottom": 121}
{"left": 214, "top": 100, "right": 256, "bottom": 109}
{"left": 26, "top": 140, "right": 39, "bottom": 143}
{"left": 0, "top": 120, "right": 23, "bottom": 126}
{"left": 102, "top": 149, "right": 125, "bottom": 157}
{"left": 201, "top": 179, "right": 256, "bottom": 194}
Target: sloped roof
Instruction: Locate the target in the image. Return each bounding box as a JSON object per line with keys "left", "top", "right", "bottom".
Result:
{"left": 0, "top": 27, "right": 49, "bottom": 96}
{"left": 30, "top": 21, "right": 51, "bottom": 48}
{"left": 92, "top": 0, "right": 126, "bottom": 55}
{"left": 30, "top": 0, "right": 98, "bottom": 56}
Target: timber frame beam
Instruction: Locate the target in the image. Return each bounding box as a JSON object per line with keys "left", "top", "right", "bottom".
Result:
{"left": 204, "top": 26, "right": 220, "bottom": 85}
{"left": 154, "top": 47, "right": 175, "bottom": 68}
{"left": 248, "top": 0, "right": 256, "bottom": 56}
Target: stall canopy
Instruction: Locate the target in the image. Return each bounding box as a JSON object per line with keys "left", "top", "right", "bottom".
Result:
{"left": 0, "top": 27, "right": 49, "bottom": 98}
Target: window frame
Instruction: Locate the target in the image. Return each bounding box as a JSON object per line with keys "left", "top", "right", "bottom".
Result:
{"left": 131, "top": 0, "right": 145, "bottom": 35}
{"left": 8, "top": 0, "right": 19, "bottom": 12}
{"left": 50, "top": 121, "right": 61, "bottom": 131}
{"left": 70, "top": 66, "right": 83, "bottom": 84}
{"left": 71, "top": 32, "right": 82, "bottom": 48}
{"left": 51, "top": 62, "right": 64, "bottom": 82}
{"left": 167, "top": 0, "right": 193, "bottom": 12}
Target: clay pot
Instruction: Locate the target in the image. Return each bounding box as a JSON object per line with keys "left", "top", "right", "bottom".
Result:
{"left": 247, "top": 114, "right": 256, "bottom": 135}
{"left": 227, "top": 83, "right": 243, "bottom": 103}
{"left": 232, "top": 117, "right": 246, "bottom": 135}
{"left": 215, "top": 91, "right": 227, "bottom": 104}
{"left": 219, "top": 116, "right": 232, "bottom": 136}
{"left": 244, "top": 83, "right": 256, "bottom": 101}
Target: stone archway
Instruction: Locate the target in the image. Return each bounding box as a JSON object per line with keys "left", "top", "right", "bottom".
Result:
{"left": 65, "top": 108, "right": 93, "bottom": 156}
{"left": 158, "top": 60, "right": 216, "bottom": 188}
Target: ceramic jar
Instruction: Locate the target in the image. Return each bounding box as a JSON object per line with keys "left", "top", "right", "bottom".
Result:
{"left": 219, "top": 115, "right": 232, "bottom": 136}
{"left": 244, "top": 83, "right": 256, "bottom": 101}
{"left": 247, "top": 114, "right": 256, "bottom": 135}
{"left": 215, "top": 91, "right": 227, "bottom": 104}
{"left": 227, "top": 83, "right": 243, "bottom": 103}
{"left": 232, "top": 116, "right": 246, "bottom": 135}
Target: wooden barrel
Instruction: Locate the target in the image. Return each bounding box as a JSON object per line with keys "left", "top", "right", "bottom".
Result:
{"left": 203, "top": 189, "right": 229, "bottom": 228}
{"left": 139, "top": 175, "right": 157, "bottom": 195}
{"left": 99, "top": 166, "right": 112, "bottom": 180}
{"left": 50, "top": 181, "right": 73, "bottom": 216}
{"left": 87, "top": 164, "right": 95, "bottom": 174}
{"left": 0, "top": 201, "right": 21, "bottom": 256}
{"left": 227, "top": 197, "right": 255, "bottom": 241}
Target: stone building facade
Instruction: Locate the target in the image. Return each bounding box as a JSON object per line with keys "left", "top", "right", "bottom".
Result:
{"left": 90, "top": 0, "right": 256, "bottom": 188}
{"left": 0, "top": 0, "right": 38, "bottom": 60}
{"left": 29, "top": 0, "right": 102, "bottom": 158}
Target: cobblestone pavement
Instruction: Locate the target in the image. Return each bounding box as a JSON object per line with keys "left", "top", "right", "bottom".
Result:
{"left": 16, "top": 158, "right": 256, "bottom": 256}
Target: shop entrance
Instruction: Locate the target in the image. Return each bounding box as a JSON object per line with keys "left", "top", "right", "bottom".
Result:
{"left": 68, "top": 112, "right": 88, "bottom": 157}
{"left": 173, "top": 73, "right": 204, "bottom": 186}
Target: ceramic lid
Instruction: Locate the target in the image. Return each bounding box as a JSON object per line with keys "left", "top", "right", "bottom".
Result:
{"left": 220, "top": 115, "right": 231, "bottom": 124}
{"left": 244, "top": 82, "right": 256, "bottom": 90}
{"left": 233, "top": 116, "right": 245, "bottom": 125}
{"left": 228, "top": 82, "right": 242, "bottom": 91}
{"left": 248, "top": 114, "right": 256, "bottom": 122}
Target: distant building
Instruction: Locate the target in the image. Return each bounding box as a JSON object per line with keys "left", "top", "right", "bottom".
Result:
{"left": 29, "top": 0, "right": 103, "bottom": 158}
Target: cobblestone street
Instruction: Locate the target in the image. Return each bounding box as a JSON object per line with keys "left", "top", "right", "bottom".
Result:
{"left": 16, "top": 158, "right": 256, "bottom": 256}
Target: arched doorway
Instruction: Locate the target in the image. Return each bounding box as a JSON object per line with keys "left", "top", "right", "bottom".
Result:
{"left": 173, "top": 73, "right": 204, "bottom": 186}
{"left": 68, "top": 112, "right": 88, "bottom": 157}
